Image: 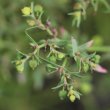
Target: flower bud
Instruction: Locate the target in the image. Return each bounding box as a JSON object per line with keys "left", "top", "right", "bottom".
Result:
{"left": 83, "top": 63, "right": 89, "bottom": 72}
{"left": 29, "top": 59, "right": 37, "bottom": 70}
{"left": 34, "top": 5, "right": 43, "bottom": 13}
{"left": 21, "top": 7, "right": 31, "bottom": 16}
{"left": 49, "top": 55, "right": 56, "bottom": 62}
{"left": 59, "top": 90, "right": 67, "bottom": 100}
{"left": 57, "top": 53, "right": 65, "bottom": 60}
{"left": 27, "top": 20, "right": 36, "bottom": 26}
{"left": 69, "top": 95, "right": 76, "bottom": 102}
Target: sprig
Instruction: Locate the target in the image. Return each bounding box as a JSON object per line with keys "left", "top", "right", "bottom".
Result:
{"left": 13, "top": 2, "right": 108, "bottom": 103}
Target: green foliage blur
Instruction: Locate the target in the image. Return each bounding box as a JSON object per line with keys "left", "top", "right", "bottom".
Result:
{"left": 0, "top": 0, "right": 110, "bottom": 110}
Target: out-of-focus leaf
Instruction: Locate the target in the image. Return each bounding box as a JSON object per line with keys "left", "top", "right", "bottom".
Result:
{"left": 33, "top": 69, "right": 44, "bottom": 90}
{"left": 46, "top": 64, "right": 56, "bottom": 73}
{"left": 78, "top": 40, "right": 93, "bottom": 52}
{"left": 71, "top": 37, "right": 78, "bottom": 56}
{"left": 73, "top": 91, "right": 82, "bottom": 100}
{"left": 81, "top": 52, "right": 96, "bottom": 59}
{"left": 52, "top": 83, "right": 64, "bottom": 90}
{"left": 16, "top": 50, "right": 27, "bottom": 59}
{"left": 16, "top": 59, "right": 25, "bottom": 72}
{"left": 76, "top": 58, "right": 81, "bottom": 72}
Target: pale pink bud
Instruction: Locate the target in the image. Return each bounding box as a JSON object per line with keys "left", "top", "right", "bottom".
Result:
{"left": 46, "top": 20, "right": 51, "bottom": 27}
{"left": 93, "top": 64, "right": 107, "bottom": 73}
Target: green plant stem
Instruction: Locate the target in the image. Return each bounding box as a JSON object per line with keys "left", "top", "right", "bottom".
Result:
{"left": 62, "top": 58, "right": 67, "bottom": 67}
{"left": 38, "top": 55, "right": 83, "bottom": 78}
{"left": 25, "top": 26, "right": 38, "bottom": 44}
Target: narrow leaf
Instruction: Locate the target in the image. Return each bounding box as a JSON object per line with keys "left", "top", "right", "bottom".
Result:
{"left": 71, "top": 37, "right": 78, "bottom": 55}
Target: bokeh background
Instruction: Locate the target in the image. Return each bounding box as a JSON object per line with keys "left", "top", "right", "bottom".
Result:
{"left": 0, "top": 0, "right": 110, "bottom": 110}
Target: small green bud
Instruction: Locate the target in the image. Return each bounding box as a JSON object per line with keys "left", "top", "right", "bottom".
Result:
{"left": 94, "top": 55, "right": 100, "bottom": 63}
{"left": 34, "top": 5, "right": 43, "bottom": 13}
{"left": 16, "top": 61, "right": 24, "bottom": 72}
{"left": 69, "top": 95, "right": 76, "bottom": 102}
{"left": 16, "top": 60, "right": 25, "bottom": 72}
{"left": 27, "top": 20, "right": 35, "bottom": 26}
{"left": 49, "top": 55, "right": 56, "bottom": 62}
{"left": 16, "top": 64, "right": 24, "bottom": 72}
{"left": 16, "top": 60, "right": 22, "bottom": 65}
{"left": 29, "top": 58, "right": 37, "bottom": 70}
{"left": 91, "top": 55, "right": 101, "bottom": 64}
{"left": 59, "top": 90, "right": 67, "bottom": 100}
{"left": 83, "top": 63, "right": 89, "bottom": 72}
{"left": 57, "top": 53, "right": 65, "bottom": 60}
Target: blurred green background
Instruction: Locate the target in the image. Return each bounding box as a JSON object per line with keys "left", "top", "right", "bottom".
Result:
{"left": 0, "top": 0, "right": 110, "bottom": 110}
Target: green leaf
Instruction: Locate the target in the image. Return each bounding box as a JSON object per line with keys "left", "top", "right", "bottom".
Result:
{"left": 91, "top": 0, "right": 99, "bottom": 12}
{"left": 91, "top": 55, "right": 101, "bottom": 63}
{"left": 49, "top": 55, "right": 56, "bottom": 63}
{"left": 25, "top": 26, "right": 38, "bottom": 45}
{"left": 71, "top": 37, "right": 78, "bottom": 56}
{"left": 54, "top": 37, "right": 69, "bottom": 47}
{"left": 70, "top": 73, "right": 86, "bottom": 78}
{"left": 78, "top": 40, "right": 93, "bottom": 52}
{"left": 73, "top": 91, "right": 82, "bottom": 100}
{"left": 68, "top": 11, "right": 81, "bottom": 28}
{"left": 81, "top": 52, "right": 96, "bottom": 59}
{"left": 94, "top": 55, "right": 101, "bottom": 63}
{"left": 16, "top": 50, "right": 27, "bottom": 59}
{"left": 83, "top": 62, "right": 89, "bottom": 72}
{"left": 52, "top": 83, "right": 64, "bottom": 90}
{"left": 46, "top": 28, "right": 53, "bottom": 36}
{"left": 46, "top": 64, "right": 56, "bottom": 73}
{"left": 76, "top": 57, "right": 81, "bottom": 72}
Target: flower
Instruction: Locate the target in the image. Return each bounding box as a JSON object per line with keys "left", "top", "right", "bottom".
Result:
{"left": 93, "top": 64, "right": 107, "bottom": 73}
{"left": 21, "top": 7, "right": 31, "bottom": 16}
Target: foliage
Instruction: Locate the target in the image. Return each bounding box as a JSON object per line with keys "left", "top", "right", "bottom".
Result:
{"left": 13, "top": 1, "right": 109, "bottom": 102}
